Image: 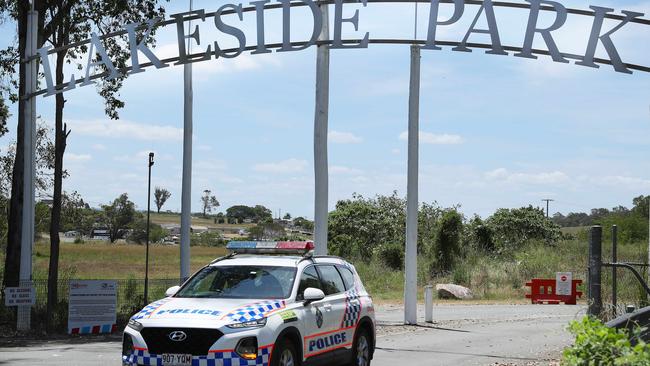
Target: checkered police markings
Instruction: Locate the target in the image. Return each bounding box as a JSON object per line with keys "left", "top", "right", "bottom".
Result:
{"left": 341, "top": 288, "right": 362, "bottom": 328}
{"left": 123, "top": 346, "right": 273, "bottom": 366}
{"left": 131, "top": 298, "right": 173, "bottom": 320}
{"left": 222, "top": 300, "right": 286, "bottom": 323}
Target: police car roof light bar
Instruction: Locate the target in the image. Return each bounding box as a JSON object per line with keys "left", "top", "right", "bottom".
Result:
{"left": 226, "top": 241, "right": 315, "bottom": 255}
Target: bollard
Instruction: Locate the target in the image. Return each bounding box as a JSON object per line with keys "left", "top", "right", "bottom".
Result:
{"left": 425, "top": 285, "right": 433, "bottom": 323}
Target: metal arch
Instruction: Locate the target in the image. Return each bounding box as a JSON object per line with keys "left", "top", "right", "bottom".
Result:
{"left": 23, "top": 37, "right": 650, "bottom": 100}
{"left": 23, "top": 0, "right": 650, "bottom": 62}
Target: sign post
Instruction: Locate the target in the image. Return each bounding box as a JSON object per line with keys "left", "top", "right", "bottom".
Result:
{"left": 68, "top": 280, "right": 117, "bottom": 334}
{"left": 404, "top": 45, "right": 420, "bottom": 325}
{"left": 18, "top": 8, "right": 38, "bottom": 332}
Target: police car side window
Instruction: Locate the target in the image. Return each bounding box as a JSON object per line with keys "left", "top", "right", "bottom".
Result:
{"left": 318, "top": 265, "right": 346, "bottom": 296}
{"left": 337, "top": 266, "right": 356, "bottom": 290}
{"left": 297, "top": 266, "right": 322, "bottom": 300}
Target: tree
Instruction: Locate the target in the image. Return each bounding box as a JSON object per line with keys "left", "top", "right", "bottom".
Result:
{"left": 633, "top": 195, "right": 649, "bottom": 219}
{"left": 283, "top": 213, "right": 292, "bottom": 220}
{"left": 201, "top": 190, "right": 220, "bottom": 217}
{"left": 154, "top": 187, "right": 171, "bottom": 213}
{"left": 248, "top": 222, "right": 286, "bottom": 240}
{"left": 39, "top": 0, "right": 166, "bottom": 333}
{"left": 102, "top": 193, "right": 136, "bottom": 243}
{"left": 434, "top": 209, "right": 464, "bottom": 272}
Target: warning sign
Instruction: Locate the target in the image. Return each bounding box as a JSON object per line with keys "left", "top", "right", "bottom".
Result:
{"left": 556, "top": 272, "right": 572, "bottom": 296}
{"left": 4, "top": 287, "right": 35, "bottom": 306}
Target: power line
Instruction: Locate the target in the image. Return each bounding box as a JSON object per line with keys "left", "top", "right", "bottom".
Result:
{"left": 542, "top": 199, "right": 555, "bottom": 218}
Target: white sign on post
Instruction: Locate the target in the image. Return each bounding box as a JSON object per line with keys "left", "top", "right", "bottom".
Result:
{"left": 556, "top": 272, "right": 573, "bottom": 296}
{"left": 4, "top": 287, "right": 35, "bottom": 306}
{"left": 68, "top": 280, "right": 117, "bottom": 335}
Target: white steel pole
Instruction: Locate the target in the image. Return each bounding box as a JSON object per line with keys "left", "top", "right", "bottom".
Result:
{"left": 404, "top": 45, "right": 420, "bottom": 325}
{"left": 313, "top": 3, "right": 330, "bottom": 256}
{"left": 180, "top": 0, "right": 193, "bottom": 282}
{"left": 18, "top": 8, "right": 38, "bottom": 332}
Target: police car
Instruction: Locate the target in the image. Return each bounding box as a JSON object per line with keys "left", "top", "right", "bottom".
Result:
{"left": 123, "top": 241, "right": 376, "bottom": 366}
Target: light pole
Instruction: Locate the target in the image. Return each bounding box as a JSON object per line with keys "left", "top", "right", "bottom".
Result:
{"left": 144, "top": 152, "right": 154, "bottom": 306}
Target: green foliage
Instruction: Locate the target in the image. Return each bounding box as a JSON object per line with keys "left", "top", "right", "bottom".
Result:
{"left": 102, "top": 193, "right": 136, "bottom": 242}
{"left": 464, "top": 215, "right": 495, "bottom": 252}
{"left": 376, "top": 242, "right": 404, "bottom": 270}
{"left": 434, "top": 209, "right": 464, "bottom": 272}
{"left": 292, "top": 217, "right": 314, "bottom": 231}
{"left": 225, "top": 205, "right": 273, "bottom": 223}
{"left": 127, "top": 216, "right": 168, "bottom": 244}
{"left": 201, "top": 190, "right": 220, "bottom": 217}
{"left": 486, "top": 206, "right": 561, "bottom": 252}
{"left": 154, "top": 187, "right": 171, "bottom": 213}
{"left": 248, "top": 222, "right": 286, "bottom": 240}
{"left": 190, "top": 231, "right": 225, "bottom": 247}
{"left": 563, "top": 316, "right": 650, "bottom": 366}
{"left": 328, "top": 192, "right": 407, "bottom": 261}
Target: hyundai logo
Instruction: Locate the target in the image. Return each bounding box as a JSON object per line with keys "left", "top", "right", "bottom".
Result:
{"left": 168, "top": 331, "right": 187, "bottom": 342}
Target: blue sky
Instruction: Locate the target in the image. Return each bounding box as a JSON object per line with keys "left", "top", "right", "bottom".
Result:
{"left": 1, "top": 0, "right": 649, "bottom": 219}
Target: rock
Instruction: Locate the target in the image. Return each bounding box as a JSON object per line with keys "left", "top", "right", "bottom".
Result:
{"left": 436, "top": 284, "right": 473, "bottom": 300}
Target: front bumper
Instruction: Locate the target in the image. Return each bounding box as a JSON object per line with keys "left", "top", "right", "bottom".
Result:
{"left": 122, "top": 346, "right": 273, "bottom": 366}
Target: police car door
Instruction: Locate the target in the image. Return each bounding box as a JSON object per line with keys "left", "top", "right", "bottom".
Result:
{"left": 309, "top": 265, "right": 349, "bottom": 360}
{"left": 297, "top": 265, "right": 333, "bottom": 363}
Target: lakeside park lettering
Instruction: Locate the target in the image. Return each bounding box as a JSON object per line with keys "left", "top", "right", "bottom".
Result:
{"left": 34, "top": 0, "right": 647, "bottom": 97}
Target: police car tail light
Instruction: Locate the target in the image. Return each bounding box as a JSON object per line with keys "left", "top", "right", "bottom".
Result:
{"left": 235, "top": 337, "right": 258, "bottom": 360}
{"left": 226, "top": 241, "right": 314, "bottom": 255}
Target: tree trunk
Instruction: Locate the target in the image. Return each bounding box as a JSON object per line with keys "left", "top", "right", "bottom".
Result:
{"left": 4, "top": 1, "right": 28, "bottom": 291}
{"left": 46, "top": 44, "right": 67, "bottom": 333}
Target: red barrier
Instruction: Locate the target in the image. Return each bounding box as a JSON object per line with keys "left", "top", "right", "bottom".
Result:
{"left": 525, "top": 278, "right": 583, "bottom": 305}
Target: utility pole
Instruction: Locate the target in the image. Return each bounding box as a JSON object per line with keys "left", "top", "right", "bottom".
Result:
{"left": 542, "top": 199, "right": 554, "bottom": 218}
{"left": 144, "top": 152, "right": 154, "bottom": 306}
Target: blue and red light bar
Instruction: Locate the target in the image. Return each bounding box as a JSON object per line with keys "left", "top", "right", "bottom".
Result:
{"left": 226, "top": 241, "right": 315, "bottom": 255}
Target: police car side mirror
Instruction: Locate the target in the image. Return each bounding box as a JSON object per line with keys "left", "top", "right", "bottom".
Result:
{"left": 303, "top": 288, "right": 325, "bottom": 304}
{"left": 165, "top": 285, "right": 180, "bottom": 297}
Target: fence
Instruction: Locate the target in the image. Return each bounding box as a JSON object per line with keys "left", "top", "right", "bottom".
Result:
{"left": 1, "top": 278, "right": 180, "bottom": 333}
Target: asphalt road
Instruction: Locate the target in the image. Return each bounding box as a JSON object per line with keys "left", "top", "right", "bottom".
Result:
{"left": 0, "top": 304, "right": 585, "bottom": 366}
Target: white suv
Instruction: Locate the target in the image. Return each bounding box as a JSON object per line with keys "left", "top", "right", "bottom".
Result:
{"left": 122, "top": 241, "right": 376, "bottom": 366}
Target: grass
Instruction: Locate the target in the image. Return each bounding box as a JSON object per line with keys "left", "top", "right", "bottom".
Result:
{"left": 25, "top": 241, "right": 228, "bottom": 279}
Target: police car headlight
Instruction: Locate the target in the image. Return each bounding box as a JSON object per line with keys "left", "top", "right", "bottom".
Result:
{"left": 127, "top": 319, "right": 143, "bottom": 332}
{"left": 226, "top": 317, "right": 267, "bottom": 329}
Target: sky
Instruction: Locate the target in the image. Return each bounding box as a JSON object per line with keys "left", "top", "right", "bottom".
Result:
{"left": 1, "top": 0, "right": 650, "bottom": 219}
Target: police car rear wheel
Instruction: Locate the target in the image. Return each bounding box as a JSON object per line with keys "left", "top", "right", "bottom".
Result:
{"left": 273, "top": 338, "right": 298, "bottom": 366}
{"left": 352, "top": 330, "right": 371, "bottom": 366}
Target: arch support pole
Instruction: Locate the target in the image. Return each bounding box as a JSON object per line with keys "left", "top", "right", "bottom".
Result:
{"left": 313, "top": 3, "right": 330, "bottom": 256}
{"left": 404, "top": 45, "right": 420, "bottom": 325}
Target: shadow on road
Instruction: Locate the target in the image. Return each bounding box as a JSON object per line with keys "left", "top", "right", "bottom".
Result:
{"left": 376, "top": 346, "right": 543, "bottom": 362}
{"left": 0, "top": 333, "right": 121, "bottom": 348}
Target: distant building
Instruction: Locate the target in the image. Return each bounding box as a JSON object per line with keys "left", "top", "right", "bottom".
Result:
{"left": 90, "top": 228, "right": 110, "bottom": 240}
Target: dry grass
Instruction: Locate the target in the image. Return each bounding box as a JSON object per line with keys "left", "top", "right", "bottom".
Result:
{"left": 27, "top": 241, "right": 228, "bottom": 279}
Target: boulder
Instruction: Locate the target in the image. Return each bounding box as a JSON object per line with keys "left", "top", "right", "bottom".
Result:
{"left": 436, "top": 284, "right": 473, "bottom": 300}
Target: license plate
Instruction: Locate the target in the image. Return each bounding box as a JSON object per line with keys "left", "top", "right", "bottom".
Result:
{"left": 161, "top": 354, "right": 192, "bottom": 366}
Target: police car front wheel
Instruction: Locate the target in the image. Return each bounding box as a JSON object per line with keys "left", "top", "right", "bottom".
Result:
{"left": 272, "top": 338, "right": 299, "bottom": 366}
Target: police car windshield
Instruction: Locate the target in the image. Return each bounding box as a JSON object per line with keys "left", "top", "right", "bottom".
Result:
{"left": 176, "top": 266, "right": 296, "bottom": 299}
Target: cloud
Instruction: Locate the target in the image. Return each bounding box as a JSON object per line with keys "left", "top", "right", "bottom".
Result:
{"left": 331, "top": 165, "right": 363, "bottom": 175}
{"left": 391, "top": 148, "right": 400, "bottom": 155}
{"left": 253, "top": 159, "right": 308, "bottom": 173}
{"left": 197, "top": 145, "right": 212, "bottom": 152}
{"left": 68, "top": 119, "right": 183, "bottom": 142}
{"left": 399, "top": 131, "right": 464, "bottom": 145}
{"left": 486, "top": 168, "right": 569, "bottom": 185}
{"left": 328, "top": 131, "right": 363, "bottom": 144}
{"left": 91, "top": 144, "right": 106, "bottom": 151}
{"left": 65, "top": 153, "right": 92, "bottom": 162}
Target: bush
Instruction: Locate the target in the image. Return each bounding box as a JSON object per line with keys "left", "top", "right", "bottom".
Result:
{"left": 376, "top": 243, "right": 404, "bottom": 270}
{"left": 434, "top": 210, "right": 463, "bottom": 272}
{"left": 563, "top": 316, "right": 650, "bottom": 365}
{"left": 486, "top": 206, "right": 561, "bottom": 252}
